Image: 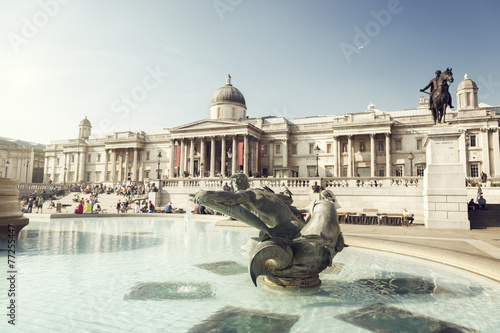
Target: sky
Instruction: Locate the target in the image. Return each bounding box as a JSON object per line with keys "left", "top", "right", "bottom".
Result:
{"left": 2, "top": 0, "right": 500, "bottom": 145}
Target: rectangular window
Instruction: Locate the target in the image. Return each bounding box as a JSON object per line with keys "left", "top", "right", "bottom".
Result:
{"left": 309, "top": 144, "right": 314, "bottom": 155}
{"left": 145, "top": 171, "right": 150, "bottom": 179}
{"left": 470, "top": 135, "right": 476, "bottom": 147}
{"left": 107, "top": 171, "right": 111, "bottom": 181}
{"left": 359, "top": 142, "right": 366, "bottom": 152}
{"left": 71, "top": 155, "right": 75, "bottom": 163}
{"left": 470, "top": 164, "right": 479, "bottom": 178}
{"left": 395, "top": 139, "right": 402, "bottom": 151}
{"left": 466, "top": 92, "right": 471, "bottom": 106}
{"left": 307, "top": 166, "right": 316, "bottom": 177}
{"left": 275, "top": 144, "right": 281, "bottom": 155}
{"left": 326, "top": 143, "right": 332, "bottom": 154}
{"left": 342, "top": 143, "right": 348, "bottom": 153}
{"left": 417, "top": 165, "right": 425, "bottom": 177}
{"left": 416, "top": 139, "right": 422, "bottom": 151}
{"left": 97, "top": 154, "right": 101, "bottom": 162}
{"left": 292, "top": 144, "right": 297, "bottom": 155}
{"left": 378, "top": 166, "right": 385, "bottom": 177}
{"left": 263, "top": 145, "right": 268, "bottom": 155}
{"left": 378, "top": 141, "right": 384, "bottom": 152}
{"left": 86, "top": 172, "right": 91, "bottom": 182}
{"left": 342, "top": 166, "right": 348, "bottom": 177}
{"left": 146, "top": 152, "right": 150, "bottom": 160}
{"left": 87, "top": 154, "right": 91, "bottom": 163}
{"left": 395, "top": 166, "right": 403, "bottom": 177}
{"left": 326, "top": 166, "right": 333, "bottom": 177}
{"left": 57, "top": 157, "right": 60, "bottom": 165}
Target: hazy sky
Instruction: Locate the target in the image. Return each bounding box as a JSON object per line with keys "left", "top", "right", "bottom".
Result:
{"left": 2, "top": 0, "right": 500, "bottom": 144}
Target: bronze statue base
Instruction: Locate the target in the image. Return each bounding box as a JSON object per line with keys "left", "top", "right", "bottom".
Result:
{"left": 263, "top": 275, "right": 321, "bottom": 289}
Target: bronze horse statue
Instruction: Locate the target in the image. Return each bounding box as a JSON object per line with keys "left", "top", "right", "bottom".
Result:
{"left": 430, "top": 68, "right": 454, "bottom": 124}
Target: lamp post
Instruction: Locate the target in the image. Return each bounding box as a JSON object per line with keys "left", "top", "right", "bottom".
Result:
{"left": 26, "top": 160, "right": 30, "bottom": 183}
{"left": 4, "top": 160, "right": 9, "bottom": 178}
{"left": 314, "top": 145, "right": 320, "bottom": 177}
{"left": 157, "top": 152, "right": 162, "bottom": 180}
{"left": 227, "top": 149, "right": 232, "bottom": 177}
{"left": 63, "top": 167, "right": 67, "bottom": 184}
{"left": 408, "top": 152, "right": 415, "bottom": 176}
{"left": 200, "top": 162, "right": 204, "bottom": 178}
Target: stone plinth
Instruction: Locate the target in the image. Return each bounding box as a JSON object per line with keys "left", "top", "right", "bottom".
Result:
{"left": 0, "top": 177, "right": 29, "bottom": 238}
{"left": 423, "top": 126, "right": 469, "bottom": 229}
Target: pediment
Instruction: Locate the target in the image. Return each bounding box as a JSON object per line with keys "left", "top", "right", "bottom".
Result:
{"left": 170, "top": 119, "right": 248, "bottom": 133}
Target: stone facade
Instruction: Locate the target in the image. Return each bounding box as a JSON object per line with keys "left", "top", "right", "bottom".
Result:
{"left": 0, "top": 137, "right": 45, "bottom": 183}
{"left": 44, "top": 74, "right": 500, "bottom": 185}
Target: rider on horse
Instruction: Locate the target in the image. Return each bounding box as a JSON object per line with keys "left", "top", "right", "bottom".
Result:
{"left": 421, "top": 70, "right": 454, "bottom": 109}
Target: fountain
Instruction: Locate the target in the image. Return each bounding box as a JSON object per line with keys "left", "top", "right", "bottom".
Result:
{"left": 0, "top": 177, "right": 29, "bottom": 239}
{"left": 193, "top": 173, "right": 345, "bottom": 288}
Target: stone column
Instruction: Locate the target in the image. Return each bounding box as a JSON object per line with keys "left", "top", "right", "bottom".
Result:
{"left": 51, "top": 155, "right": 56, "bottom": 182}
{"left": 423, "top": 126, "right": 469, "bottom": 229}
{"left": 124, "top": 149, "right": 130, "bottom": 182}
{"left": 385, "top": 133, "right": 391, "bottom": 177}
{"left": 370, "top": 133, "right": 376, "bottom": 177}
{"left": 103, "top": 149, "right": 109, "bottom": 182}
{"left": 268, "top": 139, "right": 274, "bottom": 177}
{"left": 333, "top": 136, "right": 339, "bottom": 177}
{"left": 221, "top": 136, "right": 226, "bottom": 176}
{"left": 63, "top": 153, "right": 68, "bottom": 184}
{"left": 189, "top": 138, "right": 195, "bottom": 177}
{"left": 282, "top": 138, "right": 288, "bottom": 168}
{"left": 111, "top": 150, "right": 116, "bottom": 183}
{"left": 200, "top": 138, "right": 206, "bottom": 177}
{"left": 179, "top": 140, "right": 185, "bottom": 177}
{"left": 232, "top": 136, "right": 237, "bottom": 175}
{"left": 459, "top": 131, "right": 467, "bottom": 175}
{"left": 492, "top": 129, "right": 500, "bottom": 177}
{"left": 347, "top": 135, "right": 353, "bottom": 177}
{"left": 169, "top": 140, "right": 175, "bottom": 178}
{"left": 481, "top": 128, "right": 490, "bottom": 177}
{"left": 210, "top": 136, "right": 216, "bottom": 178}
{"left": 243, "top": 135, "right": 249, "bottom": 175}
{"left": 133, "top": 149, "right": 138, "bottom": 181}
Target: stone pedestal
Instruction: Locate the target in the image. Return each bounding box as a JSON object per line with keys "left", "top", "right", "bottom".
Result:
{"left": 0, "top": 178, "right": 29, "bottom": 239}
{"left": 423, "top": 126, "right": 469, "bottom": 229}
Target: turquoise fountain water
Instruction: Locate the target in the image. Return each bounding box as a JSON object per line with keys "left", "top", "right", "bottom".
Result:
{"left": 1, "top": 217, "right": 499, "bottom": 332}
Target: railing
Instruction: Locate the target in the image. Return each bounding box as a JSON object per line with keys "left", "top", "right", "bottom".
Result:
{"left": 160, "top": 177, "right": 422, "bottom": 190}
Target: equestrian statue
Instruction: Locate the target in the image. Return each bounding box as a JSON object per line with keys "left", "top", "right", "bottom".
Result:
{"left": 420, "top": 68, "right": 454, "bottom": 124}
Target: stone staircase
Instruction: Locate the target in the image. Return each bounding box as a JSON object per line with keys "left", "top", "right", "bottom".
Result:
{"left": 469, "top": 204, "right": 500, "bottom": 229}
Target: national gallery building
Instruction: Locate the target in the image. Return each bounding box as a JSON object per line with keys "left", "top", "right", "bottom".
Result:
{"left": 44, "top": 74, "right": 500, "bottom": 185}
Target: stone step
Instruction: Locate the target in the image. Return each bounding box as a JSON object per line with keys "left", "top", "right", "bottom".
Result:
{"left": 469, "top": 204, "right": 500, "bottom": 229}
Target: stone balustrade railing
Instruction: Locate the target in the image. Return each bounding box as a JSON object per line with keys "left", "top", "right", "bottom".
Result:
{"left": 160, "top": 177, "right": 422, "bottom": 190}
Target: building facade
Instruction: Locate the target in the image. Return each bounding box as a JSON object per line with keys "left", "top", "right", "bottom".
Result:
{"left": 0, "top": 137, "right": 45, "bottom": 183}
{"left": 44, "top": 74, "right": 500, "bottom": 185}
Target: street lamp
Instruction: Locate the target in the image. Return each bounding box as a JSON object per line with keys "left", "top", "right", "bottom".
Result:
{"left": 4, "top": 160, "right": 9, "bottom": 178}
{"left": 227, "top": 149, "right": 232, "bottom": 176}
{"left": 200, "top": 162, "right": 204, "bottom": 178}
{"left": 314, "top": 145, "right": 321, "bottom": 177}
{"left": 408, "top": 152, "right": 415, "bottom": 176}
{"left": 157, "top": 152, "right": 162, "bottom": 180}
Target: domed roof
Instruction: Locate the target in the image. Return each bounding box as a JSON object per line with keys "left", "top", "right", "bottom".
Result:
{"left": 210, "top": 74, "right": 246, "bottom": 108}
{"left": 79, "top": 116, "right": 91, "bottom": 127}
{"left": 457, "top": 74, "right": 478, "bottom": 90}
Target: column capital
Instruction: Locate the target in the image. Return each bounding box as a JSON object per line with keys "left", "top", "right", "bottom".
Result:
{"left": 281, "top": 139, "right": 288, "bottom": 144}
{"left": 385, "top": 133, "right": 391, "bottom": 138}
{"left": 369, "top": 133, "right": 376, "bottom": 138}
